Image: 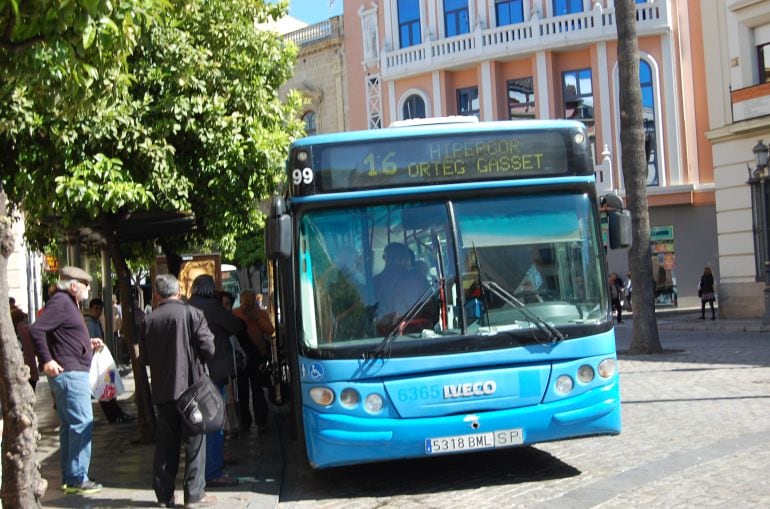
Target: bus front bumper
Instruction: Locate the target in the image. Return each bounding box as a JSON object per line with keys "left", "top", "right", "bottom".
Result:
{"left": 302, "top": 379, "right": 621, "bottom": 468}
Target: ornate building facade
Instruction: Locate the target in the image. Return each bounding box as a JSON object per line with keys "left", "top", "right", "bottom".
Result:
{"left": 281, "top": 15, "right": 349, "bottom": 135}
{"left": 342, "top": 0, "right": 717, "bottom": 310}
{"left": 702, "top": 0, "right": 770, "bottom": 318}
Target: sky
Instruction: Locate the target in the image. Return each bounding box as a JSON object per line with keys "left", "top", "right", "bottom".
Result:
{"left": 272, "top": 0, "right": 343, "bottom": 25}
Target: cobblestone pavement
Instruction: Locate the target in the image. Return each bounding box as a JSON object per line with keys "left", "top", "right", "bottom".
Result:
{"left": 34, "top": 372, "right": 281, "bottom": 508}
{"left": 277, "top": 315, "right": 770, "bottom": 508}
{"left": 25, "top": 312, "right": 770, "bottom": 508}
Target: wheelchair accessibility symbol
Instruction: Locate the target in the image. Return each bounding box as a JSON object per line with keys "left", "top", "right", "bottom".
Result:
{"left": 305, "top": 362, "right": 324, "bottom": 381}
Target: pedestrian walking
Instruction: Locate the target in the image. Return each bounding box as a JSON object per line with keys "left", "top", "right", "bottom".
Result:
{"left": 29, "top": 266, "right": 104, "bottom": 495}
{"left": 139, "top": 274, "right": 217, "bottom": 508}
{"left": 698, "top": 266, "right": 717, "bottom": 320}
{"left": 623, "top": 271, "right": 633, "bottom": 311}
{"left": 608, "top": 272, "right": 624, "bottom": 324}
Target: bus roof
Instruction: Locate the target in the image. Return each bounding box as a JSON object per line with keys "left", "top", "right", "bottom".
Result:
{"left": 291, "top": 119, "right": 588, "bottom": 148}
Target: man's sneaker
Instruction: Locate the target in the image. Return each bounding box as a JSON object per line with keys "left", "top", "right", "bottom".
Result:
{"left": 64, "top": 480, "right": 103, "bottom": 494}
{"left": 184, "top": 494, "right": 217, "bottom": 507}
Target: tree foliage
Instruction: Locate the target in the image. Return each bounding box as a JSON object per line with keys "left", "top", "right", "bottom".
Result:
{"left": 1, "top": 1, "right": 163, "bottom": 505}
{"left": 1, "top": 0, "right": 303, "bottom": 500}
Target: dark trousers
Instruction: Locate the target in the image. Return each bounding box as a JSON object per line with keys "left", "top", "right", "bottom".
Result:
{"left": 154, "top": 402, "right": 206, "bottom": 505}
{"left": 237, "top": 361, "right": 269, "bottom": 430}
{"left": 611, "top": 298, "right": 622, "bottom": 323}
{"left": 98, "top": 398, "right": 125, "bottom": 423}
{"left": 701, "top": 299, "right": 715, "bottom": 318}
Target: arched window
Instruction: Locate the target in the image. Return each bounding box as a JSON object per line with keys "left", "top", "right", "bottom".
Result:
{"left": 640, "top": 60, "right": 658, "bottom": 186}
{"left": 303, "top": 111, "right": 317, "bottom": 136}
{"left": 402, "top": 94, "right": 426, "bottom": 120}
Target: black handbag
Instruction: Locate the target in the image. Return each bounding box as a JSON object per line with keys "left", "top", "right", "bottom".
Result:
{"left": 176, "top": 305, "right": 225, "bottom": 435}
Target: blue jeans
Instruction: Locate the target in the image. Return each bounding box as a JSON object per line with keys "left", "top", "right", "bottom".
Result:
{"left": 48, "top": 370, "right": 94, "bottom": 486}
{"left": 205, "top": 382, "right": 226, "bottom": 481}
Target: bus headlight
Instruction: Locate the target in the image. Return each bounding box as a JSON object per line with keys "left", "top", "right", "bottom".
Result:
{"left": 340, "top": 388, "right": 360, "bottom": 408}
{"left": 555, "top": 375, "right": 574, "bottom": 395}
{"left": 309, "top": 387, "right": 334, "bottom": 406}
{"left": 577, "top": 365, "right": 595, "bottom": 383}
{"left": 598, "top": 358, "right": 617, "bottom": 378}
{"left": 364, "top": 394, "right": 384, "bottom": 413}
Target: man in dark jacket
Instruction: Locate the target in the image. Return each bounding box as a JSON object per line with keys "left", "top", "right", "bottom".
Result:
{"left": 139, "top": 274, "right": 216, "bottom": 508}
{"left": 189, "top": 274, "right": 244, "bottom": 489}
{"left": 29, "top": 266, "right": 104, "bottom": 495}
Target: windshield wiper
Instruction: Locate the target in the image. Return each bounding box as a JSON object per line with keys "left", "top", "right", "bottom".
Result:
{"left": 372, "top": 280, "right": 441, "bottom": 358}
{"left": 480, "top": 279, "right": 565, "bottom": 344}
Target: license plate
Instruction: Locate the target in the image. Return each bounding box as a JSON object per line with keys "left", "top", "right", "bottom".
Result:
{"left": 424, "top": 428, "right": 523, "bottom": 455}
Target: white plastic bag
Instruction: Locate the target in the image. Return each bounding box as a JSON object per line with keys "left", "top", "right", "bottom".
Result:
{"left": 89, "top": 345, "right": 125, "bottom": 401}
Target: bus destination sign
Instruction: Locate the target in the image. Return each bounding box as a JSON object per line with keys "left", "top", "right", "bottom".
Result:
{"left": 292, "top": 130, "right": 584, "bottom": 194}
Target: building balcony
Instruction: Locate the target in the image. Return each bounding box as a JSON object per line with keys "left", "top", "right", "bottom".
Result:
{"left": 284, "top": 16, "right": 343, "bottom": 47}
{"left": 381, "top": 1, "right": 669, "bottom": 80}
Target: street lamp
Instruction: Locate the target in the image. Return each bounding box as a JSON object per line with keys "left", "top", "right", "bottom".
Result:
{"left": 747, "top": 140, "right": 770, "bottom": 324}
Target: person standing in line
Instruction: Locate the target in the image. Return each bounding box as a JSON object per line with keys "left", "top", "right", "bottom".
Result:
{"left": 29, "top": 266, "right": 104, "bottom": 495}
{"left": 188, "top": 275, "right": 242, "bottom": 489}
{"left": 36, "top": 283, "right": 58, "bottom": 317}
{"left": 12, "top": 309, "right": 39, "bottom": 390}
{"left": 139, "top": 274, "right": 217, "bottom": 508}
{"left": 698, "top": 266, "right": 717, "bottom": 320}
{"left": 232, "top": 289, "right": 274, "bottom": 433}
{"left": 110, "top": 294, "right": 125, "bottom": 365}
{"left": 84, "top": 298, "right": 132, "bottom": 424}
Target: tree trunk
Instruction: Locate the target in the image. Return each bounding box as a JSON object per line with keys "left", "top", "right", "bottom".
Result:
{"left": 103, "top": 218, "right": 156, "bottom": 442}
{"left": 616, "top": 0, "right": 662, "bottom": 354}
{"left": 0, "top": 188, "right": 46, "bottom": 507}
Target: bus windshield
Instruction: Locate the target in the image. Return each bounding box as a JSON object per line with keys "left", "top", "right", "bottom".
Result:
{"left": 297, "top": 192, "right": 606, "bottom": 355}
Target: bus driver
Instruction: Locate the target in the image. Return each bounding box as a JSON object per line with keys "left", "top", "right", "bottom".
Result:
{"left": 373, "top": 242, "right": 430, "bottom": 331}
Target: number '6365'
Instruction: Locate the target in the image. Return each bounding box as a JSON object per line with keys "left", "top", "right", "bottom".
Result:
{"left": 398, "top": 386, "right": 440, "bottom": 402}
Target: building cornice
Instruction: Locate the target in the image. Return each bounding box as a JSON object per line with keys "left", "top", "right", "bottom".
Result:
{"left": 705, "top": 116, "right": 770, "bottom": 143}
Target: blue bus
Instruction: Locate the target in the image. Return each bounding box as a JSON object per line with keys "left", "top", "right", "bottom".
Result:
{"left": 266, "top": 118, "right": 629, "bottom": 468}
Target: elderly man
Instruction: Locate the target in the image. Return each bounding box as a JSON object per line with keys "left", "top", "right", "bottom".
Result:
{"left": 29, "top": 266, "right": 104, "bottom": 495}
{"left": 139, "top": 274, "right": 217, "bottom": 508}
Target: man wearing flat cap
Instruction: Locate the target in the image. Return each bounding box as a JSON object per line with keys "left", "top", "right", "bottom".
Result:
{"left": 30, "top": 266, "right": 104, "bottom": 495}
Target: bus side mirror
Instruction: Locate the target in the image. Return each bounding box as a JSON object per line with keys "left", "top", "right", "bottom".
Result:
{"left": 608, "top": 210, "right": 631, "bottom": 249}
{"left": 266, "top": 196, "right": 292, "bottom": 259}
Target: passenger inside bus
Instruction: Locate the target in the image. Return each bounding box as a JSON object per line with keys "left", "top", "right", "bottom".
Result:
{"left": 373, "top": 242, "right": 431, "bottom": 332}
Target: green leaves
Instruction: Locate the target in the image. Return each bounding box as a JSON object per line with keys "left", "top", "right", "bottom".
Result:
{"left": 3, "top": 0, "right": 303, "bottom": 262}
{"left": 54, "top": 154, "right": 154, "bottom": 214}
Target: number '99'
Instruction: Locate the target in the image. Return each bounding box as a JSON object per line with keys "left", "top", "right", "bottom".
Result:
{"left": 293, "top": 168, "right": 314, "bottom": 185}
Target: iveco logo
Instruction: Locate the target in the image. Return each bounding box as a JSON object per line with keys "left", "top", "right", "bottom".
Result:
{"left": 443, "top": 381, "right": 497, "bottom": 399}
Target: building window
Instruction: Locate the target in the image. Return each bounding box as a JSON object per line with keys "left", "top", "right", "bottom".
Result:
{"left": 398, "top": 0, "right": 421, "bottom": 48}
{"left": 457, "top": 86, "right": 479, "bottom": 117}
{"left": 758, "top": 43, "right": 770, "bottom": 84}
{"left": 507, "top": 77, "right": 535, "bottom": 119}
{"left": 562, "top": 68, "right": 593, "bottom": 121}
{"left": 402, "top": 94, "right": 426, "bottom": 120}
{"left": 640, "top": 60, "right": 658, "bottom": 186}
{"left": 444, "top": 0, "right": 470, "bottom": 37}
{"left": 562, "top": 68, "right": 594, "bottom": 148}
{"left": 553, "top": 0, "right": 583, "bottom": 16}
{"left": 496, "top": 0, "right": 524, "bottom": 27}
{"left": 302, "top": 111, "right": 317, "bottom": 136}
